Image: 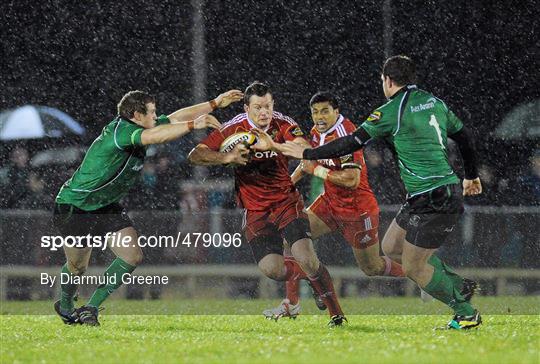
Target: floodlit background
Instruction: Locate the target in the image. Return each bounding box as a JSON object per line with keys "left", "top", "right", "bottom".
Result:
{"left": 0, "top": 0, "right": 538, "bottom": 306}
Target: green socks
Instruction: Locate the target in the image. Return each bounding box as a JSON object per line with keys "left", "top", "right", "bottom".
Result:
{"left": 59, "top": 264, "right": 78, "bottom": 312}
{"left": 87, "top": 257, "right": 136, "bottom": 308}
{"left": 428, "top": 255, "right": 464, "bottom": 291}
{"left": 424, "top": 256, "right": 475, "bottom": 316}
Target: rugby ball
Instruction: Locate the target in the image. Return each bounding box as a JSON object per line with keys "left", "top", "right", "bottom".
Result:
{"left": 219, "top": 132, "right": 257, "bottom": 153}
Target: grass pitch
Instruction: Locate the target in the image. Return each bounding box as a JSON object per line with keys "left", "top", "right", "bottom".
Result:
{"left": 1, "top": 297, "right": 539, "bottom": 364}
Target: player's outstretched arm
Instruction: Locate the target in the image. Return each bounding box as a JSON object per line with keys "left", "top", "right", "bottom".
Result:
{"left": 281, "top": 127, "right": 370, "bottom": 160}
{"left": 448, "top": 126, "right": 482, "bottom": 196}
{"left": 188, "top": 143, "right": 249, "bottom": 166}
{"left": 167, "top": 90, "right": 243, "bottom": 123}
{"left": 326, "top": 168, "right": 360, "bottom": 189}
{"left": 141, "top": 114, "right": 220, "bottom": 145}
{"left": 463, "top": 177, "right": 482, "bottom": 196}
{"left": 250, "top": 129, "right": 310, "bottom": 153}
{"left": 300, "top": 160, "right": 360, "bottom": 189}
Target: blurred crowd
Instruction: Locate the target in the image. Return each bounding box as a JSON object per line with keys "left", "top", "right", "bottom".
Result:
{"left": 1, "top": 143, "right": 539, "bottom": 210}
{"left": 0, "top": 142, "right": 539, "bottom": 272}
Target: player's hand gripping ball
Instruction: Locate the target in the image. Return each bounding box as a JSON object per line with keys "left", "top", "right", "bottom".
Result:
{"left": 219, "top": 132, "right": 258, "bottom": 166}
{"left": 219, "top": 132, "right": 257, "bottom": 153}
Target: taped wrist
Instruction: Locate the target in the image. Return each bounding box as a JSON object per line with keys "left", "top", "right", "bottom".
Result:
{"left": 313, "top": 165, "right": 330, "bottom": 179}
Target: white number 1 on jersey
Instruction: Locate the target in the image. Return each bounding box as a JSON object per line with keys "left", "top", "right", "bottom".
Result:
{"left": 429, "top": 114, "right": 445, "bottom": 150}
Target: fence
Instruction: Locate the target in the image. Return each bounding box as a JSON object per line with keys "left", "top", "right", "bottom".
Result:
{"left": 1, "top": 264, "right": 539, "bottom": 301}
{"left": 1, "top": 205, "right": 538, "bottom": 268}
{"left": 1, "top": 205, "right": 538, "bottom": 300}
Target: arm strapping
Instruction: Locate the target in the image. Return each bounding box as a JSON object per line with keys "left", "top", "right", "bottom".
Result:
{"left": 303, "top": 127, "right": 370, "bottom": 160}
{"left": 448, "top": 126, "right": 479, "bottom": 179}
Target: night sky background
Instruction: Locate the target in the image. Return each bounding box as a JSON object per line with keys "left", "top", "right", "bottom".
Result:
{"left": 1, "top": 1, "right": 538, "bottom": 270}
{"left": 2, "top": 1, "right": 538, "bottom": 138}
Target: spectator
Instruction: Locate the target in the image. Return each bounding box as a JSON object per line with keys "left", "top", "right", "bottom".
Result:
{"left": 19, "top": 171, "right": 54, "bottom": 209}
{"left": 519, "top": 150, "right": 540, "bottom": 205}
{"left": 2, "top": 146, "right": 31, "bottom": 208}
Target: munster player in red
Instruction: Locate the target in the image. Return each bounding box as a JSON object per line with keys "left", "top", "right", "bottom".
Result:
{"left": 188, "top": 82, "right": 345, "bottom": 326}
{"left": 257, "top": 92, "right": 405, "bottom": 318}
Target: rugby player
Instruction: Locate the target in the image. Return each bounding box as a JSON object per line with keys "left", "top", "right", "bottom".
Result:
{"left": 189, "top": 82, "right": 346, "bottom": 326}
{"left": 262, "top": 92, "right": 405, "bottom": 320}
{"left": 53, "top": 89, "right": 243, "bottom": 326}
{"left": 277, "top": 56, "right": 482, "bottom": 330}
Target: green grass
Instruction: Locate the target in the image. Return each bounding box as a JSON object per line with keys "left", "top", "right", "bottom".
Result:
{"left": 1, "top": 298, "right": 539, "bottom": 364}
{"left": 1, "top": 296, "right": 538, "bottom": 315}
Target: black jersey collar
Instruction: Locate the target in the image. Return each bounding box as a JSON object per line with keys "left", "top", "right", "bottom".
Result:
{"left": 389, "top": 84, "right": 417, "bottom": 100}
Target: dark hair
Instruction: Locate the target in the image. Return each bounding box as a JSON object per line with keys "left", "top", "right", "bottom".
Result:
{"left": 382, "top": 55, "right": 417, "bottom": 86}
{"left": 117, "top": 90, "right": 155, "bottom": 120}
{"left": 244, "top": 81, "right": 272, "bottom": 105}
{"left": 309, "top": 91, "right": 339, "bottom": 109}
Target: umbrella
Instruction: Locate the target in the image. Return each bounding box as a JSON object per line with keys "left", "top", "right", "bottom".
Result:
{"left": 30, "top": 146, "right": 86, "bottom": 167}
{"left": 493, "top": 99, "right": 540, "bottom": 140}
{"left": 0, "top": 105, "right": 85, "bottom": 141}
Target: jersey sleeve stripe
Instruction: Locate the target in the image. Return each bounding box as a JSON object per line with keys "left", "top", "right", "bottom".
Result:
{"left": 221, "top": 114, "right": 246, "bottom": 130}
{"left": 223, "top": 113, "right": 245, "bottom": 126}
{"left": 113, "top": 120, "right": 123, "bottom": 150}
{"left": 131, "top": 128, "right": 143, "bottom": 145}
{"left": 336, "top": 124, "right": 347, "bottom": 137}
{"left": 273, "top": 111, "right": 296, "bottom": 125}
{"left": 433, "top": 96, "right": 449, "bottom": 112}
{"left": 392, "top": 91, "right": 410, "bottom": 137}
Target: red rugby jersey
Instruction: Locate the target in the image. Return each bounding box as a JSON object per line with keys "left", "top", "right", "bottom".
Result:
{"left": 310, "top": 115, "right": 379, "bottom": 214}
{"left": 201, "top": 111, "right": 305, "bottom": 211}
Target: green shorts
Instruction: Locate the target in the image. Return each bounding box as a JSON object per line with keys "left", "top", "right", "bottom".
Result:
{"left": 395, "top": 183, "right": 464, "bottom": 249}
{"left": 52, "top": 202, "right": 134, "bottom": 247}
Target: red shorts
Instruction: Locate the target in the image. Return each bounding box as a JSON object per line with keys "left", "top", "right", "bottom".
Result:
{"left": 308, "top": 195, "right": 379, "bottom": 249}
{"left": 243, "top": 191, "right": 308, "bottom": 243}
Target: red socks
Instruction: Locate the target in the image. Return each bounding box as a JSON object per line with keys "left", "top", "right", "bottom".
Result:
{"left": 283, "top": 256, "right": 401, "bottom": 314}
{"left": 284, "top": 256, "right": 307, "bottom": 305}
{"left": 382, "top": 256, "right": 405, "bottom": 277}
{"left": 284, "top": 256, "right": 307, "bottom": 281}
{"left": 308, "top": 264, "right": 343, "bottom": 317}
{"left": 283, "top": 258, "right": 343, "bottom": 317}
{"left": 285, "top": 279, "right": 300, "bottom": 305}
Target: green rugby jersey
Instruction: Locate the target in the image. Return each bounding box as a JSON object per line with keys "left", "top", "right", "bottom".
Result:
{"left": 361, "top": 85, "right": 463, "bottom": 196}
{"left": 56, "top": 115, "right": 169, "bottom": 210}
